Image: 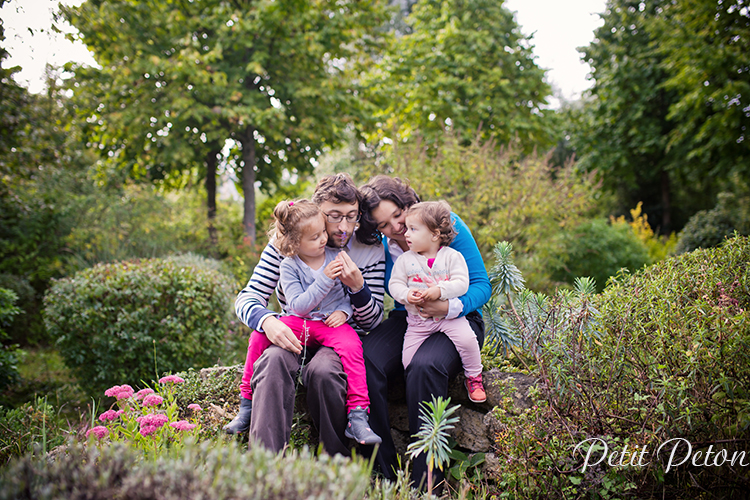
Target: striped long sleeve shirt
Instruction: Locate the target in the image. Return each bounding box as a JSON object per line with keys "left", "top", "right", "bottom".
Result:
{"left": 235, "top": 238, "right": 386, "bottom": 335}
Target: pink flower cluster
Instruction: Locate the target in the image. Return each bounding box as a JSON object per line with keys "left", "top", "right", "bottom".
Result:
{"left": 104, "top": 384, "right": 134, "bottom": 400}
{"left": 136, "top": 413, "right": 169, "bottom": 436}
{"left": 134, "top": 388, "right": 155, "bottom": 400}
{"left": 158, "top": 375, "right": 185, "bottom": 384}
{"left": 142, "top": 394, "right": 164, "bottom": 407}
{"left": 86, "top": 426, "right": 109, "bottom": 440}
{"left": 99, "top": 409, "right": 125, "bottom": 422}
{"left": 188, "top": 404, "right": 202, "bottom": 412}
{"left": 170, "top": 420, "right": 197, "bottom": 431}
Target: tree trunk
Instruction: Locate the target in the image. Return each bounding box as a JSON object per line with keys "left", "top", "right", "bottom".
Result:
{"left": 240, "top": 127, "right": 257, "bottom": 246}
{"left": 660, "top": 168, "right": 671, "bottom": 234}
{"left": 205, "top": 147, "right": 221, "bottom": 248}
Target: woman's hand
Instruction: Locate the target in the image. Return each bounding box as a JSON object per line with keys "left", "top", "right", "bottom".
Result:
{"left": 325, "top": 310, "right": 348, "bottom": 328}
{"left": 418, "top": 297, "right": 449, "bottom": 318}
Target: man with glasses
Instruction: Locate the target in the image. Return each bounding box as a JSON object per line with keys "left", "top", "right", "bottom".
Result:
{"left": 227, "top": 173, "right": 385, "bottom": 456}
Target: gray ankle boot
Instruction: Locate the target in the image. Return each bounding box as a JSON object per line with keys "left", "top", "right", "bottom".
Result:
{"left": 223, "top": 397, "right": 252, "bottom": 435}
{"left": 345, "top": 406, "right": 382, "bottom": 445}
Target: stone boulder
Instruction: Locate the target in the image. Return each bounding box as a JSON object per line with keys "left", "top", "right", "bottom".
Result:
{"left": 207, "top": 365, "right": 537, "bottom": 457}
{"left": 385, "top": 369, "right": 537, "bottom": 455}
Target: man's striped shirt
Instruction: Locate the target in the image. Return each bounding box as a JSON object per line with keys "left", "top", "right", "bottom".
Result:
{"left": 235, "top": 238, "right": 385, "bottom": 335}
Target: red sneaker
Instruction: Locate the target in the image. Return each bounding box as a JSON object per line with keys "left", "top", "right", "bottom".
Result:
{"left": 465, "top": 374, "right": 487, "bottom": 403}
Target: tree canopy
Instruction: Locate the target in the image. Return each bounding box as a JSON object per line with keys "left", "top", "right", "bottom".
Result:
{"left": 365, "top": 0, "right": 555, "bottom": 152}
{"left": 569, "top": 0, "right": 749, "bottom": 232}
{"left": 656, "top": 0, "right": 749, "bottom": 176}
{"left": 62, "top": 0, "right": 389, "bottom": 244}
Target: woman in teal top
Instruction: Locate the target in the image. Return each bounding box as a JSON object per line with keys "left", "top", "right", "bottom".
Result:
{"left": 357, "top": 175, "right": 491, "bottom": 489}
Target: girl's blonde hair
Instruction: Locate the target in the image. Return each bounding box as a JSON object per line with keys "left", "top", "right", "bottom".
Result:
{"left": 406, "top": 201, "right": 457, "bottom": 246}
{"left": 268, "top": 199, "right": 324, "bottom": 257}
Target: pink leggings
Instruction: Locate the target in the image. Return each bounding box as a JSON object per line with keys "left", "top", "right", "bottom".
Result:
{"left": 402, "top": 315, "right": 483, "bottom": 378}
{"left": 240, "top": 315, "right": 369, "bottom": 412}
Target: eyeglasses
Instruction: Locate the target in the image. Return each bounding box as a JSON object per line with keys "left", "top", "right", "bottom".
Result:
{"left": 323, "top": 212, "right": 361, "bottom": 224}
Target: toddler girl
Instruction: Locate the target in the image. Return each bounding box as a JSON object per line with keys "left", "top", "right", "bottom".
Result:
{"left": 244, "top": 199, "right": 381, "bottom": 445}
{"left": 388, "top": 201, "right": 486, "bottom": 402}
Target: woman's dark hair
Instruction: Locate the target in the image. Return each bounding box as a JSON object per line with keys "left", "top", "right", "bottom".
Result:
{"left": 358, "top": 175, "right": 420, "bottom": 245}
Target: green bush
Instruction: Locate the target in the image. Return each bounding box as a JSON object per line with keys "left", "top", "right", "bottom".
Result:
{"left": 484, "top": 236, "right": 750, "bottom": 498}
{"left": 0, "top": 287, "right": 22, "bottom": 392}
{"left": 548, "top": 218, "right": 651, "bottom": 292}
{"left": 676, "top": 190, "right": 750, "bottom": 254}
{"left": 0, "top": 274, "right": 44, "bottom": 346}
{"left": 0, "top": 439, "right": 372, "bottom": 500}
{"left": 372, "top": 134, "right": 603, "bottom": 286}
{"left": 43, "top": 254, "right": 237, "bottom": 395}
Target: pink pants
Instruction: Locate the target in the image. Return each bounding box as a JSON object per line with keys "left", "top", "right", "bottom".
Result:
{"left": 240, "top": 315, "right": 369, "bottom": 412}
{"left": 402, "top": 315, "right": 483, "bottom": 378}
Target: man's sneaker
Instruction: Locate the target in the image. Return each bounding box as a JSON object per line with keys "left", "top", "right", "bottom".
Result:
{"left": 465, "top": 374, "right": 487, "bottom": 403}
{"left": 223, "top": 397, "right": 252, "bottom": 435}
{"left": 345, "top": 406, "right": 382, "bottom": 445}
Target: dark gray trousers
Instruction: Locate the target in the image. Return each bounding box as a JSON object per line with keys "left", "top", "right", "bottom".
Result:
{"left": 249, "top": 345, "right": 349, "bottom": 456}
{"left": 360, "top": 310, "right": 485, "bottom": 488}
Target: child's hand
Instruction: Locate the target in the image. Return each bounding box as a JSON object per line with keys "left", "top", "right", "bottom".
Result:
{"left": 325, "top": 310, "right": 347, "bottom": 328}
{"left": 421, "top": 286, "right": 442, "bottom": 302}
{"left": 406, "top": 289, "right": 424, "bottom": 305}
{"left": 324, "top": 259, "right": 343, "bottom": 280}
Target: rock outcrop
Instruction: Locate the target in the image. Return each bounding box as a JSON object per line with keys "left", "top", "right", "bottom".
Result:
{"left": 207, "top": 365, "right": 537, "bottom": 459}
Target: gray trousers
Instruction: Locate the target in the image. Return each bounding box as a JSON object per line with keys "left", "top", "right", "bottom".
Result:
{"left": 248, "top": 345, "right": 350, "bottom": 456}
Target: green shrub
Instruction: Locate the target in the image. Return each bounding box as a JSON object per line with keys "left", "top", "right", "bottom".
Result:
{"left": 593, "top": 234, "right": 750, "bottom": 442}
{"left": 373, "top": 134, "right": 603, "bottom": 281}
{"left": 676, "top": 190, "right": 750, "bottom": 254}
{"left": 0, "top": 287, "right": 22, "bottom": 392}
{"left": 43, "top": 254, "right": 237, "bottom": 395}
{"left": 484, "top": 236, "right": 750, "bottom": 498}
{"left": 0, "top": 274, "right": 46, "bottom": 346}
{"left": 548, "top": 218, "right": 651, "bottom": 292}
{"left": 0, "top": 438, "right": 373, "bottom": 500}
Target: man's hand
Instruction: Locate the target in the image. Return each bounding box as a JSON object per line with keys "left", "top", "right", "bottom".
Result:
{"left": 261, "top": 316, "right": 302, "bottom": 354}
{"left": 324, "top": 310, "right": 348, "bottom": 328}
{"left": 336, "top": 251, "right": 364, "bottom": 291}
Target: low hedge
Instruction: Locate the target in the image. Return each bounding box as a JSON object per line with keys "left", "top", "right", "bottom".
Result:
{"left": 487, "top": 235, "right": 750, "bottom": 498}
{"left": 43, "top": 254, "right": 237, "bottom": 395}
{"left": 0, "top": 439, "right": 372, "bottom": 500}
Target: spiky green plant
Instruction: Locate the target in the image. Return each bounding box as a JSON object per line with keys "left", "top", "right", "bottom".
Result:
{"left": 406, "top": 396, "right": 460, "bottom": 495}
{"left": 488, "top": 241, "right": 525, "bottom": 296}
{"left": 484, "top": 242, "right": 526, "bottom": 359}
{"left": 484, "top": 241, "right": 601, "bottom": 374}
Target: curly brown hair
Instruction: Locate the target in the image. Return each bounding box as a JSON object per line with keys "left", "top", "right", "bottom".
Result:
{"left": 406, "top": 201, "right": 457, "bottom": 246}
{"left": 311, "top": 173, "right": 362, "bottom": 207}
{"left": 268, "top": 199, "right": 324, "bottom": 257}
